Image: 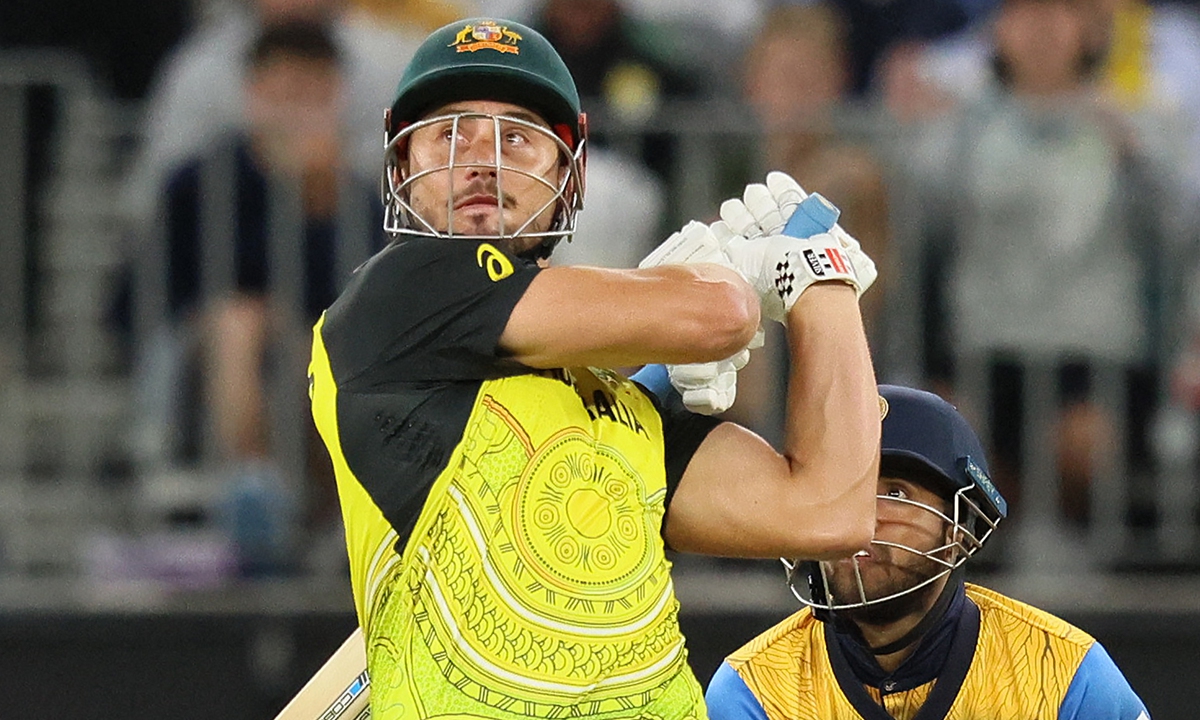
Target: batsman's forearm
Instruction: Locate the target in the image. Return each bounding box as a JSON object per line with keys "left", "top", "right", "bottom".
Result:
{"left": 781, "top": 283, "right": 879, "bottom": 554}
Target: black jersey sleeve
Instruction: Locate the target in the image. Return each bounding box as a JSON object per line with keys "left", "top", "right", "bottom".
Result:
{"left": 629, "top": 364, "right": 723, "bottom": 511}
{"left": 322, "top": 237, "right": 540, "bottom": 387}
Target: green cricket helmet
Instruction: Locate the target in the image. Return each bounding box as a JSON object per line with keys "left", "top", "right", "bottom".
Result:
{"left": 381, "top": 17, "right": 587, "bottom": 255}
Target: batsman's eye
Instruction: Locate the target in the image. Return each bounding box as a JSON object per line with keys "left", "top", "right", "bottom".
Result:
{"left": 503, "top": 129, "right": 530, "bottom": 146}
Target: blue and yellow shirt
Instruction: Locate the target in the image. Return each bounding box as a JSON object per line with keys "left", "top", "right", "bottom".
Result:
{"left": 309, "top": 238, "right": 719, "bottom": 720}
{"left": 706, "top": 583, "right": 1149, "bottom": 720}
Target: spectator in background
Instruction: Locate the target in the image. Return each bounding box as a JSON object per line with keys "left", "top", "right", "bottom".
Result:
{"left": 123, "top": 0, "right": 422, "bottom": 225}
{"left": 743, "top": 3, "right": 889, "bottom": 332}
{"left": 156, "top": 20, "right": 384, "bottom": 575}
{"left": 532, "top": 0, "right": 707, "bottom": 186}
{"left": 549, "top": 148, "right": 666, "bottom": 269}
{"left": 897, "top": 0, "right": 1200, "bottom": 195}
{"left": 729, "top": 2, "right": 891, "bottom": 440}
{"left": 876, "top": 40, "right": 962, "bottom": 124}
{"left": 535, "top": 0, "right": 701, "bottom": 120}
{"left": 824, "top": 0, "right": 994, "bottom": 96}
{"left": 348, "top": 0, "right": 466, "bottom": 32}
{"left": 908, "top": 0, "right": 1180, "bottom": 528}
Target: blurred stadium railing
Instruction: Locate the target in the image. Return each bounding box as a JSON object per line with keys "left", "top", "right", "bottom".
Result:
{"left": 1, "top": 48, "right": 1199, "bottom": 592}
{"left": 0, "top": 50, "right": 138, "bottom": 575}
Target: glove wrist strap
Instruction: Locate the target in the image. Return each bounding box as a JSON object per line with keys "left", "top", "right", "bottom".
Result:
{"left": 775, "top": 238, "right": 860, "bottom": 312}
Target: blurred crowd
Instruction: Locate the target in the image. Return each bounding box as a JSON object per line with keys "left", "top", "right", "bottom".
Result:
{"left": 3, "top": 0, "right": 1200, "bottom": 580}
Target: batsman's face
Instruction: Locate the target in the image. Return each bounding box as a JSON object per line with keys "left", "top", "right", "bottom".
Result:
{"left": 826, "top": 476, "right": 951, "bottom": 607}
{"left": 402, "top": 100, "right": 564, "bottom": 249}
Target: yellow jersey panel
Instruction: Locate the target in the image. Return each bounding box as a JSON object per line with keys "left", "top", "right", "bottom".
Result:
{"left": 311, "top": 238, "right": 718, "bottom": 720}
{"left": 309, "top": 315, "right": 395, "bottom": 629}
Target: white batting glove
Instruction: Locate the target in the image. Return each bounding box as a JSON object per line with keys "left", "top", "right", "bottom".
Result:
{"left": 667, "top": 347, "right": 750, "bottom": 415}
{"left": 719, "top": 172, "right": 807, "bottom": 239}
{"left": 640, "top": 221, "right": 755, "bottom": 414}
{"left": 639, "top": 220, "right": 729, "bottom": 269}
{"left": 711, "top": 224, "right": 860, "bottom": 324}
{"left": 720, "top": 172, "right": 877, "bottom": 300}
{"left": 828, "top": 225, "right": 877, "bottom": 297}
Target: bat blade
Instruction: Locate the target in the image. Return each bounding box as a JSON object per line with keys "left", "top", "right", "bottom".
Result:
{"left": 274, "top": 627, "right": 370, "bottom": 720}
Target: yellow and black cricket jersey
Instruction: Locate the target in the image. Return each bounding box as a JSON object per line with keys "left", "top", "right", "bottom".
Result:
{"left": 309, "top": 238, "right": 720, "bottom": 720}
{"left": 706, "top": 583, "right": 1150, "bottom": 720}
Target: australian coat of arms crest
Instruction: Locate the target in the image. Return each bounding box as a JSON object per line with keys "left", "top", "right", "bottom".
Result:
{"left": 449, "top": 21, "right": 523, "bottom": 54}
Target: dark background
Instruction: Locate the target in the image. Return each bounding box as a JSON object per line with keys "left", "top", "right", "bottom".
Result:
{"left": 0, "top": 601, "right": 1193, "bottom": 719}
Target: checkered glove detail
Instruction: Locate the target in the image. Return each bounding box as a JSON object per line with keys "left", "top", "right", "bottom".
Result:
{"left": 719, "top": 171, "right": 877, "bottom": 302}
{"left": 713, "top": 221, "right": 862, "bottom": 324}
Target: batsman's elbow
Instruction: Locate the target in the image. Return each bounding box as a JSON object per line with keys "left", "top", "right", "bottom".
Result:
{"left": 690, "top": 275, "right": 760, "bottom": 359}
{"left": 784, "top": 499, "right": 875, "bottom": 561}
{"left": 801, "top": 521, "right": 875, "bottom": 562}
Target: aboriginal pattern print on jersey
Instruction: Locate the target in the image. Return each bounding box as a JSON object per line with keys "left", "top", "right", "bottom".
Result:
{"left": 309, "top": 239, "right": 709, "bottom": 720}
{"left": 363, "top": 371, "right": 704, "bottom": 720}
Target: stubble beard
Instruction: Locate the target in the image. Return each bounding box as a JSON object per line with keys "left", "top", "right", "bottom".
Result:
{"left": 410, "top": 188, "right": 554, "bottom": 254}
{"left": 827, "top": 551, "right": 946, "bottom": 626}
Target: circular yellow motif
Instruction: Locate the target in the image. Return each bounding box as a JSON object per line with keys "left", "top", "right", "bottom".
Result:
{"left": 534, "top": 503, "right": 559, "bottom": 530}
{"left": 566, "top": 488, "right": 612, "bottom": 539}
{"left": 604, "top": 476, "right": 627, "bottom": 500}
{"left": 507, "top": 431, "right": 660, "bottom": 611}
{"left": 555, "top": 536, "right": 580, "bottom": 564}
{"left": 550, "top": 460, "right": 572, "bottom": 488}
{"left": 592, "top": 544, "right": 617, "bottom": 571}
{"left": 617, "top": 514, "right": 640, "bottom": 542}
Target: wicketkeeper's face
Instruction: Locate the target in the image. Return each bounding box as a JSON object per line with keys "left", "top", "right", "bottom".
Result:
{"left": 825, "top": 476, "right": 954, "bottom": 607}
{"left": 401, "top": 100, "right": 566, "bottom": 246}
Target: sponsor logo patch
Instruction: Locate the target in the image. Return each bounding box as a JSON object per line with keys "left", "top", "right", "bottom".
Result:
{"left": 477, "top": 243, "right": 515, "bottom": 281}
{"left": 802, "top": 248, "right": 826, "bottom": 277}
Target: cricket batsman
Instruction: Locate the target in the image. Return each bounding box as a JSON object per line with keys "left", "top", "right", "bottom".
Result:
{"left": 309, "top": 16, "right": 880, "bottom": 719}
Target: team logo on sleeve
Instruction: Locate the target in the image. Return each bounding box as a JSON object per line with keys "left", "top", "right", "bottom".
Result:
{"left": 477, "top": 243, "right": 515, "bottom": 281}
{"left": 449, "top": 21, "right": 522, "bottom": 54}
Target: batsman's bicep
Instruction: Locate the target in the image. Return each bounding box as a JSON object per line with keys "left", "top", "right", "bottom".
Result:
{"left": 499, "top": 266, "right": 609, "bottom": 364}
{"left": 663, "top": 422, "right": 795, "bottom": 556}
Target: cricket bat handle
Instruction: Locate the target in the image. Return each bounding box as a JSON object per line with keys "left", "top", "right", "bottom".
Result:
{"left": 274, "top": 627, "right": 370, "bottom": 720}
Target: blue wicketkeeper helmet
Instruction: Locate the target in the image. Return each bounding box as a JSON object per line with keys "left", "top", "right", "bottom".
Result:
{"left": 785, "top": 385, "right": 1007, "bottom": 614}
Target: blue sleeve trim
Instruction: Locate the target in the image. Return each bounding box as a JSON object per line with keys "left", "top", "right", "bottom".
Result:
{"left": 628, "top": 362, "right": 721, "bottom": 525}
{"left": 705, "top": 661, "right": 770, "bottom": 720}
{"left": 629, "top": 363, "right": 673, "bottom": 403}
{"left": 1059, "top": 643, "right": 1151, "bottom": 720}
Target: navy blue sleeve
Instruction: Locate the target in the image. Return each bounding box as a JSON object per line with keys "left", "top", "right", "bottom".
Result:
{"left": 705, "top": 661, "right": 770, "bottom": 720}
{"left": 1058, "top": 643, "right": 1151, "bottom": 720}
